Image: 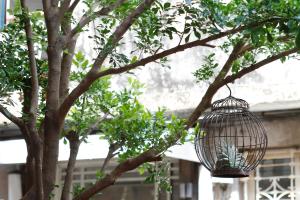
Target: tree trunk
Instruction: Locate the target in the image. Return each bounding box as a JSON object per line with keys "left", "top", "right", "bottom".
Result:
{"left": 22, "top": 150, "right": 35, "bottom": 195}
{"left": 61, "top": 132, "right": 81, "bottom": 200}
{"left": 42, "top": 118, "right": 61, "bottom": 198}
{"left": 43, "top": 11, "right": 63, "bottom": 196}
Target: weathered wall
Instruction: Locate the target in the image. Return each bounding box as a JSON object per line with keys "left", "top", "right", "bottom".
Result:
{"left": 261, "top": 112, "right": 300, "bottom": 148}
{"left": 135, "top": 53, "right": 300, "bottom": 112}
{"left": 71, "top": 1, "right": 300, "bottom": 112}
{"left": 3, "top": 0, "right": 300, "bottom": 120}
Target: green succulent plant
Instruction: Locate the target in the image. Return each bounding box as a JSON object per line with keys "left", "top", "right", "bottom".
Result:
{"left": 216, "top": 140, "right": 246, "bottom": 169}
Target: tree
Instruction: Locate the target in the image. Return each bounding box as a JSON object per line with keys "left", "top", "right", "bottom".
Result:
{"left": 0, "top": 0, "right": 300, "bottom": 199}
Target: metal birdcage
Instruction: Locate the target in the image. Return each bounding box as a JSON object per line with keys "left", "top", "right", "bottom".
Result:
{"left": 195, "top": 89, "right": 268, "bottom": 178}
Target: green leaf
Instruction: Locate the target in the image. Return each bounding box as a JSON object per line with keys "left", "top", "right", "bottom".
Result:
{"left": 75, "top": 51, "right": 85, "bottom": 62}
{"left": 130, "top": 56, "right": 138, "bottom": 64}
{"left": 184, "top": 28, "right": 191, "bottom": 34}
{"left": 185, "top": 34, "right": 191, "bottom": 43}
{"left": 194, "top": 31, "right": 201, "bottom": 39}
{"left": 82, "top": 60, "right": 89, "bottom": 69}
{"left": 164, "top": 2, "right": 171, "bottom": 9}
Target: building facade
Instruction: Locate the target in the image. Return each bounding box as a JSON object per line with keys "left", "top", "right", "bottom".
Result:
{"left": 0, "top": 105, "right": 300, "bottom": 200}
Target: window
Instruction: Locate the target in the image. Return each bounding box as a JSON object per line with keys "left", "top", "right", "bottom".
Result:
{"left": 255, "top": 151, "right": 300, "bottom": 200}
{"left": 56, "top": 159, "right": 180, "bottom": 200}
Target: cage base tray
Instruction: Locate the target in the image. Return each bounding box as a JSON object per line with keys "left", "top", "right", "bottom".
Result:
{"left": 212, "top": 168, "right": 249, "bottom": 178}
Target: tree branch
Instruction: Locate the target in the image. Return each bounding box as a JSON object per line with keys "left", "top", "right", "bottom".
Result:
{"left": 0, "top": 104, "right": 23, "bottom": 127}
{"left": 60, "top": 40, "right": 77, "bottom": 104}
{"left": 214, "top": 41, "right": 246, "bottom": 81}
{"left": 185, "top": 41, "right": 246, "bottom": 128}
{"left": 43, "top": 1, "right": 64, "bottom": 197}
{"left": 223, "top": 47, "right": 299, "bottom": 84}
{"left": 61, "top": 131, "right": 81, "bottom": 200}
{"left": 100, "top": 142, "right": 123, "bottom": 172}
{"left": 69, "top": 0, "right": 126, "bottom": 38}
{"left": 95, "top": 18, "right": 281, "bottom": 78}
{"left": 68, "top": 0, "right": 80, "bottom": 13}
{"left": 20, "top": 0, "right": 39, "bottom": 131}
{"left": 20, "top": 2, "right": 43, "bottom": 199}
{"left": 72, "top": 47, "right": 299, "bottom": 200}
{"left": 73, "top": 150, "right": 161, "bottom": 200}
{"left": 72, "top": 42, "right": 248, "bottom": 200}
{"left": 59, "top": 0, "right": 155, "bottom": 121}
{"left": 237, "top": 35, "right": 293, "bottom": 56}
{"left": 59, "top": 17, "right": 280, "bottom": 126}
{"left": 60, "top": 13, "right": 77, "bottom": 104}
{"left": 187, "top": 47, "right": 299, "bottom": 128}
{"left": 59, "top": 0, "right": 72, "bottom": 17}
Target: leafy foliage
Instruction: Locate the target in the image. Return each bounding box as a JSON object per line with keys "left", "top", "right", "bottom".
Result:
{"left": 144, "top": 161, "right": 172, "bottom": 192}
{"left": 68, "top": 52, "right": 187, "bottom": 161}
{"left": 193, "top": 0, "right": 300, "bottom": 83}
{"left": 66, "top": 52, "right": 188, "bottom": 192}
{"left": 193, "top": 53, "right": 218, "bottom": 82}
{"left": 0, "top": 11, "right": 47, "bottom": 116}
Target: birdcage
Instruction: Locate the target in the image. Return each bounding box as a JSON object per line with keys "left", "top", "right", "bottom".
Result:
{"left": 195, "top": 91, "right": 267, "bottom": 178}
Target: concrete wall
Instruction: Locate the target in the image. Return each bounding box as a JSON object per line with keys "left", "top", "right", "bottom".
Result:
{"left": 68, "top": 1, "right": 300, "bottom": 113}
{"left": 261, "top": 112, "right": 300, "bottom": 148}
{"left": 3, "top": 0, "right": 300, "bottom": 116}
{"left": 134, "top": 53, "right": 300, "bottom": 112}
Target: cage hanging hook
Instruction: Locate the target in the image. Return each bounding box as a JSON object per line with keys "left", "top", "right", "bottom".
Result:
{"left": 225, "top": 84, "right": 232, "bottom": 96}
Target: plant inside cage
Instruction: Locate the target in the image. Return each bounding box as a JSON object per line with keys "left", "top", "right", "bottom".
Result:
{"left": 214, "top": 140, "right": 246, "bottom": 175}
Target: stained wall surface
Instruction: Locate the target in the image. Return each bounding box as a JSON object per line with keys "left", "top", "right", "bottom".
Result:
{"left": 262, "top": 113, "right": 300, "bottom": 148}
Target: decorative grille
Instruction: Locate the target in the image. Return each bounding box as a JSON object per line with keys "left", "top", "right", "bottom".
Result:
{"left": 255, "top": 151, "right": 300, "bottom": 200}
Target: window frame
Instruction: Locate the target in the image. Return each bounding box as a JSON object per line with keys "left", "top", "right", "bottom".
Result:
{"left": 254, "top": 149, "right": 300, "bottom": 200}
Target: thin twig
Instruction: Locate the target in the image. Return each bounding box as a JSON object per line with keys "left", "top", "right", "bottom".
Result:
{"left": 69, "top": 0, "right": 126, "bottom": 38}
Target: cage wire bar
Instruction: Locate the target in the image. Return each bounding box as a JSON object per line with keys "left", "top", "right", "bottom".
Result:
{"left": 195, "top": 88, "right": 268, "bottom": 178}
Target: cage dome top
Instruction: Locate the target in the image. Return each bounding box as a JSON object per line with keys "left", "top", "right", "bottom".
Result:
{"left": 211, "top": 95, "right": 249, "bottom": 111}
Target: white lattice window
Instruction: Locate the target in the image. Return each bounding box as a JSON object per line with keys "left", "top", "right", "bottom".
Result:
{"left": 56, "top": 159, "right": 179, "bottom": 200}
{"left": 255, "top": 150, "right": 300, "bottom": 200}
